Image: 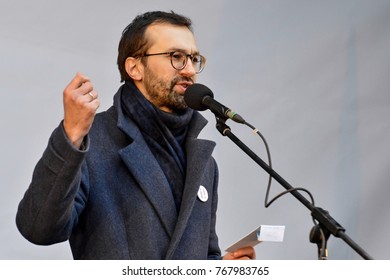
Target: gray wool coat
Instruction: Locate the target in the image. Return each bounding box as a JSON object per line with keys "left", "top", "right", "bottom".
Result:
{"left": 16, "top": 86, "right": 221, "bottom": 260}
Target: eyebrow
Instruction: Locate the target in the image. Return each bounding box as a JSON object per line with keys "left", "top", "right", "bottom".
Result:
{"left": 167, "top": 48, "right": 200, "bottom": 55}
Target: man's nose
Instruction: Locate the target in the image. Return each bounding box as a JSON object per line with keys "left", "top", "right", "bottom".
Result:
{"left": 179, "top": 57, "right": 197, "bottom": 77}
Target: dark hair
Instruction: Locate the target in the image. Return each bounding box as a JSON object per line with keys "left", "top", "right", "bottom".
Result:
{"left": 117, "top": 11, "right": 193, "bottom": 82}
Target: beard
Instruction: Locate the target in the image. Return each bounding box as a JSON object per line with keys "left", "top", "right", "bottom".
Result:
{"left": 143, "top": 67, "right": 192, "bottom": 112}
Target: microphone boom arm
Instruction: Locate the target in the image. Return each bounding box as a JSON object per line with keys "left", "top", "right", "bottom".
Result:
{"left": 214, "top": 116, "right": 373, "bottom": 260}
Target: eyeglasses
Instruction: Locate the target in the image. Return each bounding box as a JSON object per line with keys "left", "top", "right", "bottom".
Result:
{"left": 141, "top": 50, "right": 206, "bottom": 73}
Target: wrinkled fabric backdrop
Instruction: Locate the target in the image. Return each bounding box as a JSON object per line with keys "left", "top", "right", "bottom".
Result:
{"left": 1, "top": 0, "right": 389, "bottom": 259}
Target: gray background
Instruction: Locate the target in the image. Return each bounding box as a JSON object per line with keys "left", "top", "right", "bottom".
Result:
{"left": 1, "top": 0, "right": 389, "bottom": 260}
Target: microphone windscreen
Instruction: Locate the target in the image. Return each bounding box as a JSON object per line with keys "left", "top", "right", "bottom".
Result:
{"left": 184, "top": 83, "right": 214, "bottom": 111}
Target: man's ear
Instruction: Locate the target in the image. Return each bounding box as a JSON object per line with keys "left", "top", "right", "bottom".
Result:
{"left": 125, "top": 57, "right": 143, "bottom": 81}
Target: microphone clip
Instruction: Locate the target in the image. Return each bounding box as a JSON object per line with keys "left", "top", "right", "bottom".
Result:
{"left": 215, "top": 116, "right": 231, "bottom": 136}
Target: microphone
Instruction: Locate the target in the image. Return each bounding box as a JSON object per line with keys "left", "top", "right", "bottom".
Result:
{"left": 184, "top": 83, "right": 245, "bottom": 124}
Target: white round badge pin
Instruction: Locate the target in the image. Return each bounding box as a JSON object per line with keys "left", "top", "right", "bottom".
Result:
{"left": 197, "top": 185, "right": 208, "bottom": 202}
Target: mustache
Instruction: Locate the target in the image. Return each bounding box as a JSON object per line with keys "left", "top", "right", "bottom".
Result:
{"left": 171, "top": 76, "right": 194, "bottom": 85}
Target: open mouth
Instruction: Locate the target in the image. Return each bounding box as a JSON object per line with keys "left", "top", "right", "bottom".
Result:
{"left": 176, "top": 82, "right": 193, "bottom": 93}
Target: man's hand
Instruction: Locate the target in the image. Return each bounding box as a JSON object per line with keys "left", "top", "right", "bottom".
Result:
{"left": 63, "top": 72, "right": 100, "bottom": 148}
{"left": 223, "top": 246, "right": 256, "bottom": 260}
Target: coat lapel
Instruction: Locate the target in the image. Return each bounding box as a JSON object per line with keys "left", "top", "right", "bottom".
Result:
{"left": 118, "top": 134, "right": 178, "bottom": 238}
{"left": 164, "top": 136, "right": 216, "bottom": 259}
{"left": 115, "top": 91, "right": 178, "bottom": 238}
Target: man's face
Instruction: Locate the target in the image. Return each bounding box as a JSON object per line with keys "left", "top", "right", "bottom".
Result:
{"left": 136, "top": 23, "right": 199, "bottom": 113}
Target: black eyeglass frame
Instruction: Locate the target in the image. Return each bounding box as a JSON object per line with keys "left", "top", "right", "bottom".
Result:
{"left": 141, "top": 51, "right": 206, "bottom": 73}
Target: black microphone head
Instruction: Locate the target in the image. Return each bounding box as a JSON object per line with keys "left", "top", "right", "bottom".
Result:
{"left": 184, "top": 83, "right": 214, "bottom": 111}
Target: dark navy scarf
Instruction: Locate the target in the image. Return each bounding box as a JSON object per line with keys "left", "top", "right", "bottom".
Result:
{"left": 120, "top": 81, "right": 194, "bottom": 211}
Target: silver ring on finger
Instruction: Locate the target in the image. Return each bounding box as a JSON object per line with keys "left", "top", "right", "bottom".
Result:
{"left": 88, "top": 91, "right": 94, "bottom": 101}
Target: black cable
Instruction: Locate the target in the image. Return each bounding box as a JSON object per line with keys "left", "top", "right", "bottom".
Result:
{"left": 243, "top": 121, "right": 316, "bottom": 207}
{"left": 243, "top": 121, "right": 274, "bottom": 206}
{"left": 244, "top": 120, "right": 327, "bottom": 259}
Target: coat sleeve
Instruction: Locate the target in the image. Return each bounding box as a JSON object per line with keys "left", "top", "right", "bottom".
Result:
{"left": 16, "top": 122, "right": 89, "bottom": 245}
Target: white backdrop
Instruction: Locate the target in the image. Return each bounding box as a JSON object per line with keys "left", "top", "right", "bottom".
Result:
{"left": 1, "top": 0, "right": 389, "bottom": 260}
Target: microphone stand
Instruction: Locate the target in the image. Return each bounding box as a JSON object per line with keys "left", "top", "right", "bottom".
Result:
{"left": 214, "top": 116, "right": 373, "bottom": 260}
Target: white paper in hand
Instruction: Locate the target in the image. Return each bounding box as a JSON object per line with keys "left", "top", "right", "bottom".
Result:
{"left": 225, "top": 225, "right": 285, "bottom": 252}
